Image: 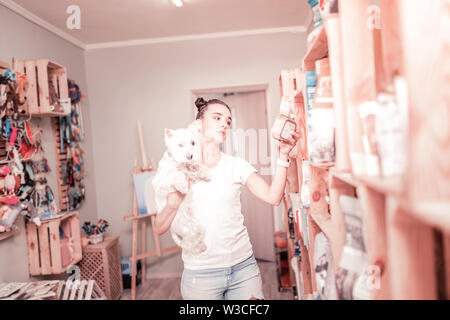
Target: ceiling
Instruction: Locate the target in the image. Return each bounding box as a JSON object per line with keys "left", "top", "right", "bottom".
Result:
{"left": 4, "top": 0, "right": 311, "bottom": 49}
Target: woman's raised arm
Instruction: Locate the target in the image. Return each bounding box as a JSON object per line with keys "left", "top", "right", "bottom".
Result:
{"left": 245, "top": 130, "right": 299, "bottom": 206}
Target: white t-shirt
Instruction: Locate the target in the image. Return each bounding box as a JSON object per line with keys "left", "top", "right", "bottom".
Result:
{"left": 182, "top": 152, "right": 257, "bottom": 270}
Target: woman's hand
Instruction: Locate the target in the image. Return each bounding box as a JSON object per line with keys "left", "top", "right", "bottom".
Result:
{"left": 279, "top": 129, "right": 300, "bottom": 160}
{"left": 154, "top": 188, "right": 187, "bottom": 236}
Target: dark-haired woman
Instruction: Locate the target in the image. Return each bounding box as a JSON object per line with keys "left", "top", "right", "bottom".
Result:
{"left": 154, "top": 98, "right": 299, "bottom": 300}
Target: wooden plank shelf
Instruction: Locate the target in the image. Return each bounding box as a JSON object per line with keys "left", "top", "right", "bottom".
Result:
{"left": 280, "top": 0, "right": 449, "bottom": 300}
{"left": 0, "top": 228, "right": 20, "bottom": 241}
{"left": 399, "top": 201, "right": 450, "bottom": 233}
{"left": 310, "top": 162, "right": 335, "bottom": 169}
{"left": 355, "top": 175, "right": 403, "bottom": 197}
{"left": 329, "top": 169, "right": 359, "bottom": 188}
{"left": 309, "top": 212, "right": 333, "bottom": 238}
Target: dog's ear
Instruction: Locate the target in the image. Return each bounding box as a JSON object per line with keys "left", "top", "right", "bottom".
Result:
{"left": 188, "top": 120, "right": 202, "bottom": 134}
{"left": 164, "top": 128, "right": 173, "bottom": 144}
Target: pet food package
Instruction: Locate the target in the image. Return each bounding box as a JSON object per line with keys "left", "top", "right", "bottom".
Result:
{"left": 314, "top": 232, "right": 338, "bottom": 300}
{"left": 335, "top": 196, "right": 371, "bottom": 300}
{"left": 308, "top": 108, "right": 336, "bottom": 164}
{"left": 359, "top": 101, "right": 381, "bottom": 176}
{"left": 300, "top": 160, "right": 310, "bottom": 208}
{"left": 307, "top": 0, "right": 323, "bottom": 29}
{"left": 289, "top": 192, "right": 302, "bottom": 237}
{"left": 319, "top": 0, "right": 338, "bottom": 19}
{"left": 375, "top": 78, "right": 408, "bottom": 177}
{"left": 271, "top": 114, "right": 296, "bottom": 142}
{"left": 305, "top": 71, "right": 317, "bottom": 115}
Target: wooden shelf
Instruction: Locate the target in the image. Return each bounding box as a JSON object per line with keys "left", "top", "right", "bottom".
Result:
{"left": 310, "top": 162, "right": 335, "bottom": 169}
{"left": 400, "top": 201, "right": 450, "bottom": 233}
{"left": 329, "top": 169, "right": 359, "bottom": 188}
{"left": 303, "top": 26, "right": 328, "bottom": 71}
{"left": 281, "top": 0, "right": 449, "bottom": 300}
{"left": 0, "top": 227, "right": 20, "bottom": 241}
{"left": 293, "top": 91, "right": 304, "bottom": 105}
{"left": 19, "top": 111, "right": 69, "bottom": 118}
{"left": 310, "top": 212, "right": 333, "bottom": 239}
{"left": 355, "top": 175, "right": 403, "bottom": 197}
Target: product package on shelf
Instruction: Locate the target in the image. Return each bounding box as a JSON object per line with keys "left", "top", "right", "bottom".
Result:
{"left": 307, "top": 57, "right": 336, "bottom": 165}
{"left": 355, "top": 77, "right": 408, "bottom": 178}
{"left": 271, "top": 114, "right": 297, "bottom": 143}
{"left": 308, "top": 108, "right": 335, "bottom": 164}
{"left": 375, "top": 78, "right": 408, "bottom": 177}
{"left": 272, "top": 95, "right": 297, "bottom": 143}
{"left": 319, "top": 0, "right": 336, "bottom": 19}
{"left": 305, "top": 71, "right": 317, "bottom": 116}
{"left": 335, "top": 196, "right": 371, "bottom": 300}
{"left": 287, "top": 202, "right": 296, "bottom": 240}
{"left": 307, "top": 0, "right": 323, "bottom": 29}
{"left": 289, "top": 192, "right": 302, "bottom": 237}
{"left": 358, "top": 101, "right": 381, "bottom": 176}
{"left": 300, "top": 160, "right": 310, "bottom": 208}
{"left": 299, "top": 161, "right": 310, "bottom": 249}
{"left": 314, "top": 232, "right": 338, "bottom": 300}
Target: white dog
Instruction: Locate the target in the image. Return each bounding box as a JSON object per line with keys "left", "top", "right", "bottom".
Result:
{"left": 152, "top": 120, "right": 210, "bottom": 255}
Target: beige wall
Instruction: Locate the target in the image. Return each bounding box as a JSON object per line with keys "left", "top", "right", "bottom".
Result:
{"left": 0, "top": 6, "right": 98, "bottom": 282}
{"left": 85, "top": 32, "right": 307, "bottom": 276}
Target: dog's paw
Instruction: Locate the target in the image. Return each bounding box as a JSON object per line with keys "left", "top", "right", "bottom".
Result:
{"left": 174, "top": 180, "right": 189, "bottom": 194}
{"left": 198, "top": 166, "right": 212, "bottom": 182}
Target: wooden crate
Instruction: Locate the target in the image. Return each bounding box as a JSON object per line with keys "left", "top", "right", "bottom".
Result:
{"left": 13, "top": 59, "right": 69, "bottom": 116}
{"left": 77, "top": 236, "right": 123, "bottom": 300}
{"left": 25, "top": 212, "right": 82, "bottom": 276}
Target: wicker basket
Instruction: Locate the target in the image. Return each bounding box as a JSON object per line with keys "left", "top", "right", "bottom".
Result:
{"left": 77, "top": 236, "right": 123, "bottom": 300}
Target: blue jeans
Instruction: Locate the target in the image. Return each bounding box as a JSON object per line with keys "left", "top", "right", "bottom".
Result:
{"left": 181, "top": 254, "right": 264, "bottom": 300}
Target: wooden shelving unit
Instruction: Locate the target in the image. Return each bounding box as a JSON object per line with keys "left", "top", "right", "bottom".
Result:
{"left": 278, "top": 0, "right": 450, "bottom": 300}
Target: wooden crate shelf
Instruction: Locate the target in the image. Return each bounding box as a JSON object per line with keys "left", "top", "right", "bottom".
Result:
{"left": 329, "top": 169, "right": 359, "bottom": 188}
{"left": 25, "top": 212, "right": 82, "bottom": 276}
{"left": 309, "top": 212, "right": 333, "bottom": 238}
{"left": 13, "top": 59, "right": 70, "bottom": 116}
{"left": 355, "top": 175, "right": 403, "bottom": 197}
{"left": 399, "top": 201, "right": 450, "bottom": 233}
{"left": 0, "top": 227, "right": 20, "bottom": 241}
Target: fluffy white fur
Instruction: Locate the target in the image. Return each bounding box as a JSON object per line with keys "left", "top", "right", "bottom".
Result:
{"left": 152, "top": 120, "right": 210, "bottom": 255}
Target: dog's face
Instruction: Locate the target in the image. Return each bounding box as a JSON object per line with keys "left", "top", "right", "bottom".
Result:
{"left": 165, "top": 120, "right": 202, "bottom": 164}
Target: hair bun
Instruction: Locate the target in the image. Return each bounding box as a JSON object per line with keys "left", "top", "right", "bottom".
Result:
{"left": 195, "top": 97, "right": 207, "bottom": 110}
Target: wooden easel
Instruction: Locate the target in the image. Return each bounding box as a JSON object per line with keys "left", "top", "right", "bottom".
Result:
{"left": 123, "top": 120, "right": 179, "bottom": 300}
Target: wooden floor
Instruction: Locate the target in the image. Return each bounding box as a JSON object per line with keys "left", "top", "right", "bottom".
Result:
{"left": 121, "top": 260, "right": 294, "bottom": 300}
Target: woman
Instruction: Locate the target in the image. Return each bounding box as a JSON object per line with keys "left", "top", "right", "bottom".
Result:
{"left": 154, "top": 97, "right": 299, "bottom": 300}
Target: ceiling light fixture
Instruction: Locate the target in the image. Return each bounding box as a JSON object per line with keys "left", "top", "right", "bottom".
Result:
{"left": 171, "top": 0, "right": 184, "bottom": 7}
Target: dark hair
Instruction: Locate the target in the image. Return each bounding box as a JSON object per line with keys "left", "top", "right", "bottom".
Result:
{"left": 195, "top": 97, "right": 231, "bottom": 120}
